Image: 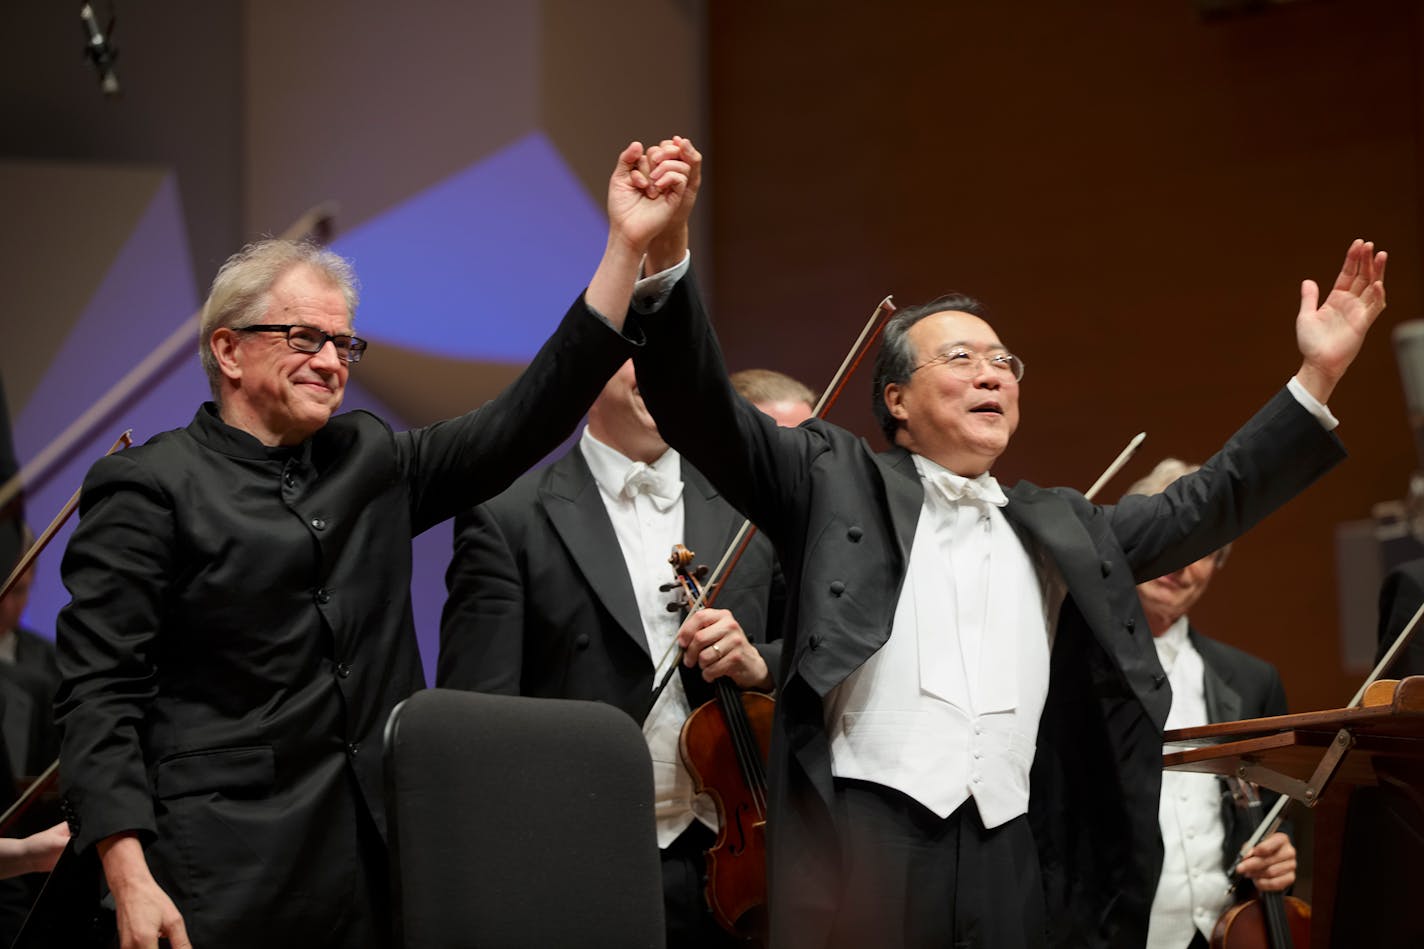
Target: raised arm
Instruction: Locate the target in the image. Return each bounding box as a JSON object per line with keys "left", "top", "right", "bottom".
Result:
{"left": 1295, "top": 238, "right": 1387, "bottom": 403}
{"left": 400, "top": 139, "right": 695, "bottom": 529}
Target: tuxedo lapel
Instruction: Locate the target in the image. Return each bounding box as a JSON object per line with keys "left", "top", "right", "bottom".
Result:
{"left": 681, "top": 465, "right": 740, "bottom": 569}
{"left": 870, "top": 446, "right": 923, "bottom": 558}
{"left": 1193, "top": 628, "right": 1244, "bottom": 725}
{"left": 1003, "top": 485, "right": 1113, "bottom": 635}
{"left": 540, "top": 450, "right": 650, "bottom": 659}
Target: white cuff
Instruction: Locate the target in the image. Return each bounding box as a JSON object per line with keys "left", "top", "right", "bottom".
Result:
{"left": 1287, "top": 375, "right": 1339, "bottom": 431}
{"left": 632, "top": 251, "right": 692, "bottom": 314}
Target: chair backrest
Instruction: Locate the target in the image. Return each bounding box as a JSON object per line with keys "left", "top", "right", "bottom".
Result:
{"left": 384, "top": 688, "right": 665, "bottom": 949}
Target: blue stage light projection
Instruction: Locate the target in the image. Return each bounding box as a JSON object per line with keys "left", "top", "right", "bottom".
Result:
{"left": 333, "top": 132, "right": 607, "bottom": 361}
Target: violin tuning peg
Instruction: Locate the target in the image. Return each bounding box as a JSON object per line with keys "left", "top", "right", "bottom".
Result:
{"left": 694, "top": 565, "right": 710, "bottom": 580}
{"left": 665, "top": 603, "right": 682, "bottom": 613}
{"left": 657, "top": 582, "right": 676, "bottom": 592}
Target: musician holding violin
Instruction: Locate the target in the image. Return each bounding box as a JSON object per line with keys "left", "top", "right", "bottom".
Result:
{"left": 1124, "top": 459, "right": 1300, "bottom": 949}
{"left": 438, "top": 347, "right": 785, "bottom": 949}
{"left": 627, "top": 138, "right": 1387, "bottom": 949}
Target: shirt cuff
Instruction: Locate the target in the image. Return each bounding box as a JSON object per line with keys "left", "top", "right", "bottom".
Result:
{"left": 632, "top": 251, "right": 692, "bottom": 314}
{"left": 1287, "top": 375, "right": 1339, "bottom": 431}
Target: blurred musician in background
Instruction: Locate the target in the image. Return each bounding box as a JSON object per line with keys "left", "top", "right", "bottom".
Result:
{"left": 1125, "top": 459, "right": 1296, "bottom": 949}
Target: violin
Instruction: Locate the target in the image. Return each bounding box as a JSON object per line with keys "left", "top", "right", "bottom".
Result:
{"left": 668, "top": 543, "right": 773, "bottom": 941}
{"left": 636, "top": 296, "right": 900, "bottom": 941}
{"left": 1210, "top": 777, "right": 1310, "bottom": 949}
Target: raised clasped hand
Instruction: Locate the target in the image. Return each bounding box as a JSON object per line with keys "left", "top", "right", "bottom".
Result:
{"left": 607, "top": 137, "right": 695, "bottom": 254}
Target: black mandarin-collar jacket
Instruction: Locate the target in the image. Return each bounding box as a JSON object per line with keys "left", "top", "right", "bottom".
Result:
{"left": 54, "top": 298, "right": 639, "bottom": 945}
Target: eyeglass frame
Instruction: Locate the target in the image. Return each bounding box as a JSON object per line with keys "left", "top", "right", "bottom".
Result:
{"left": 236, "top": 324, "right": 368, "bottom": 364}
{"left": 910, "top": 347, "right": 1025, "bottom": 382}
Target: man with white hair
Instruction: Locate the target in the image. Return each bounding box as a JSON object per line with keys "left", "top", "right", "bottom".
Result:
{"left": 1125, "top": 459, "right": 1295, "bottom": 949}
{"left": 54, "top": 140, "right": 694, "bottom": 949}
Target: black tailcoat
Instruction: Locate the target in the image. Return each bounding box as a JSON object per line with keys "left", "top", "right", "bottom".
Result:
{"left": 633, "top": 272, "right": 1344, "bottom": 949}
{"left": 437, "top": 443, "right": 782, "bottom": 712}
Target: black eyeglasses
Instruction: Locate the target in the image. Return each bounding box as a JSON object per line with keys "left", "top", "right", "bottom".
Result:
{"left": 238, "top": 324, "right": 368, "bottom": 364}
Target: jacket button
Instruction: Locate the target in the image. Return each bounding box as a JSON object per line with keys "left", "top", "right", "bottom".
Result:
{"left": 1124, "top": 617, "right": 1136, "bottom": 633}
{"left": 574, "top": 633, "right": 590, "bottom": 650}
{"left": 315, "top": 589, "right": 331, "bottom": 605}
{"left": 336, "top": 663, "right": 351, "bottom": 678}
{"left": 347, "top": 742, "right": 360, "bottom": 757}
{"left": 808, "top": 634, "right": 822, "bottom": 650}
{"left": 311, "top": 516, "right": 326, "bottom": 530}
{"left": 284, "top": 473, "right": 296, "bottom": 488}
{"left": 1100, "top": 560, "right": 1112, "bottom": 577}
{"left": 1153, "top": 673, "right": 1167, "bottom": 689}
{"left": 847, "top": 526, "right": 863, "bottom": 542}
{"left": 829, "top": 581, "right": 846, "bottom": 597}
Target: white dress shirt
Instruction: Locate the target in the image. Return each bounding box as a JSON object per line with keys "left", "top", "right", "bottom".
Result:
{"left": 578, "top": 428, "right": 717, "bottom": 847}
{"left": 824, "top": 455, "right": 1053, "bottom": 826}
{"left": 1148, "top": 616, "right": 1231, "bottom": 949}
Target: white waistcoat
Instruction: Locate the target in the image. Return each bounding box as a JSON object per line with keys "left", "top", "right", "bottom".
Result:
{"left": 826, "top": 486, "right": 1051, "bottom": 827}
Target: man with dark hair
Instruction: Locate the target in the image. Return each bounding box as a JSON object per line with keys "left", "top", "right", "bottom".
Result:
{"left": 731, "top": 368, "right": 817, "bottom": 427}
{"left": 1375, "top": 557, "right": 1424, "bottom": 677}
{"left": 626, "top": 131, "right": 1388, "bottom": 949}
{"left": 1124, "top": 459, "right": 1295, "bottom": 949}
{"left": 54, "top": 140, "right": 694, "bottom": 949}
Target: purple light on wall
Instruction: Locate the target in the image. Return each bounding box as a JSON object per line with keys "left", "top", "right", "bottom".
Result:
{"left": 15, "top": 174, "right": 204, "bottom": 645}
{"left": 19, "top": 136, "right": 609, "bottom": 685}
{"left": 333, "top": 131, "right": 608, "bottom": 362}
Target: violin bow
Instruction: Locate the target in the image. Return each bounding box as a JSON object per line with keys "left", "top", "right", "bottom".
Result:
{"left": 1236, "top": 582, "right": 1424, "bottom": 854}
{"left": 0, "top": 428, "right": 133, "bottom": 837}
{"left": 645, "top": 295, "right": 898, "bottom": 711}
{"left": 0, "top": 430, "right": 132, "bottom": 601}
{"left": 1084, "top": 431, "right": 1146, "bottom": 502}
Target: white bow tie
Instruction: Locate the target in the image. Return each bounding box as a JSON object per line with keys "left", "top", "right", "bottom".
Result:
{"left": 622, "top": 462, "right": 683, "bottom": 512}
{"left": 925, "top": 470, "right": 1008, "bottom": 508}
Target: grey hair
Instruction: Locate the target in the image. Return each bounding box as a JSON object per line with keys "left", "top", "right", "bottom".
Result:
{"left": 1123, "top": 458, "right": 1232, "bottom": 566}
{"left": 870, "top": 292, "right": 990, "bottom": 445}
{"left": 198, "top": 240, "right": 359, "bottom": 400}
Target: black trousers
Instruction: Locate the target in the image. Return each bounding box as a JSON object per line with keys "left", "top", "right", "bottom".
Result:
{"left": 825, "top": 780, "right": 1047, "bottom": 949}
{"left": 663, "top": 821, "right": 752, "bottom": 948}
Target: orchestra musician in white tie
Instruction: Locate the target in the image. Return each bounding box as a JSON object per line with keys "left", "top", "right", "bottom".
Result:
{"left": 628, "top": 133, "right": 1390, "bottom": 949}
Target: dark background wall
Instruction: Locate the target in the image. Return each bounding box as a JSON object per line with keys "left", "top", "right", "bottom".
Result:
{"left": 706, "top": 0, "right": 1424, "bottom": 714}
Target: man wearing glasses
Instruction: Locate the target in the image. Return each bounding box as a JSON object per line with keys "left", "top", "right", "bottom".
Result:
{"left": 628, "top": 137, "right": 1388, "bottom": 949}
{"left": 53, "top": 140, "right": 694, "bottom": 949}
